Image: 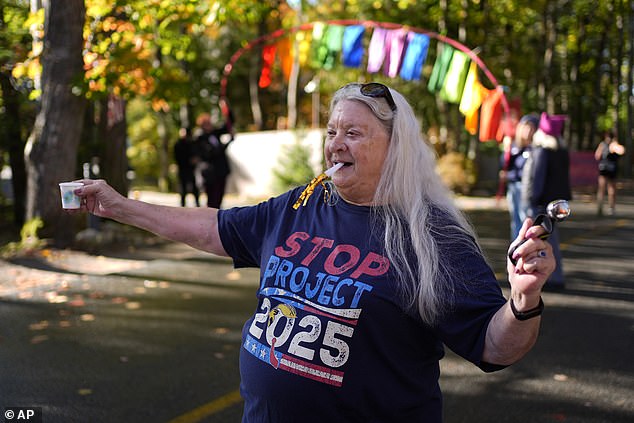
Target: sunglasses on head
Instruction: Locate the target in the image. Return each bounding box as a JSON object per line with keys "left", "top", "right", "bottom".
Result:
{"left": 359, "top": 82, "right": 397, "bottom": 112}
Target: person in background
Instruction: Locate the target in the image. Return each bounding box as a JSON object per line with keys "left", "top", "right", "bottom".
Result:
{"left": 595, "top": 130, "right": 625, "bottom": 216}
{"left": 522, "top": 112, "right": 571, "bottom": 291}
{"left": 173, "top": 127, "right": 200, "bottom": 207}
{"left": 195, "top": 100, "right": 235, "bottom": 209}
{"left": 73, "top": 82, "right": 554, "bottom": 422}
{"left": 500, "top": 114, "right": 539, "bottom": 240}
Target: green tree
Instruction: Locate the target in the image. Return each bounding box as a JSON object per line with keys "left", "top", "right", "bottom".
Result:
{"left": 272, "top": 140, "right": 315, "bottom": 191}
{"left": 0, "top": 0, "right": 32, "bottom": 227}
{"left": 5, "top": 0, "right": 633, "bottom": 244}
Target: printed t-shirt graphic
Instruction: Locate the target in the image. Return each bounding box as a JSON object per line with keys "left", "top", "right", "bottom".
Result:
{"left": 243, "top": 227, "right": 390, "bottom": 386}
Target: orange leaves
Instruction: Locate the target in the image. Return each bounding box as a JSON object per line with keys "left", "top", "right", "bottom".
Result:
{"left": 84, "top": 9, "right": 158, "bottom": 97}
{"left": 100, "top": 17, "right": 135, "bottom": 34}
{"left": 101, "top": 16, "right": 118, "bottom": 32}
{"left": 151, "top": 98, "right": 169, "bottom": 112}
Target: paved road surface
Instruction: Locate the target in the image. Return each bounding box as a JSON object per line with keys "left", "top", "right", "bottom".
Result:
{"left": 1, "top": 186, "right": 633, "bottom": 422}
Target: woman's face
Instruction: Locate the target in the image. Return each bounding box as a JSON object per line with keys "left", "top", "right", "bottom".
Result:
{"left": 516, "top": 122, "right": 536, "bottom": 147}
{"left": 325, "top": 99, "right": 390, "bottom": 205}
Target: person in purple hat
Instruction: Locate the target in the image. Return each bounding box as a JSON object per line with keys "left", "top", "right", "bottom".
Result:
{"left": 521, "top": 112, "right": 571, "bottom": 290}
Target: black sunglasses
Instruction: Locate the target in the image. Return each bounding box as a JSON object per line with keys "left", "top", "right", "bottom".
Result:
{"left": 359, "top": 83, "right": 397, "bottom": 112}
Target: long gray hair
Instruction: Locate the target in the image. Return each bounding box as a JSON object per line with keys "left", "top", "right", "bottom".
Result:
{"left": 330, "top": 83, "right": 480, "bottom": 325}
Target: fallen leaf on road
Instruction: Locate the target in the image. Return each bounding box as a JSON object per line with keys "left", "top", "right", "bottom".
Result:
{"left": 68, "top": 297, "right": 85, "bottom": 307}
{"left": 226, "top": 271, "right": 241, "bottom": 281}
{"left": 30, "top": 335, "right": 49, "bottom": 344}
{"left": 46, "top": 292, "right": 68, "bottom": 304}
{"left": 29, "top": 321, "right": 49, "bottom": 331}
{"left": 125, "top": 302, "right": 141, "bottom": 310}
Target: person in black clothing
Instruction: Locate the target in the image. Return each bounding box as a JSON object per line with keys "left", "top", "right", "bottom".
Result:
{"left": 595, "top": 130, "right": 625, "bottom": 216}
{"left": 195, "top": 103, "right": 235, "bottom": 208}
{"left": 174, "top": 127, "right": 200, "bottom": 207}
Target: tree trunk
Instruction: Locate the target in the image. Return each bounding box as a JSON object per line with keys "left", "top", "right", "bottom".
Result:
{"left": 625, "top": 0, "right": 634, "bottom": 177}
{"left": 614, "top": 8, "right": 624, "bottom": 138}
{"left": 29, "top": 0, "right": 43, "bottom": 93}
{"left": 0, "top": 72, "right": 27, "bottom": 227}
{"left": 286, "top": 37, "right": 300, "bottom": 130}
{"left": 99, "top": 95, "right": 129, "bottom": 196}
{"left": 541, "top": 2, "right": 557, "bottom": 113}
{"left": 570, "top": 16, "right": 586, "bottom": 150}
{"left": 249, "top": 53, "right": 263, "bottom": 130}
{"left": 249, "top": 18, "right": 267, "bottom": 131}
{"left": 156, "top": 111, "right": 169, "bottom": 192}
{"left": 0, "top": 1, "right": 27, "bottom": 228}
{"left": 436, "top": 0, "right": 450, "bottom": 150}
{"left": 591, "top": 30, "right": 608, "bottom": 148}
{"left": 24, "top": 0, "right": 86, "bottom": 246}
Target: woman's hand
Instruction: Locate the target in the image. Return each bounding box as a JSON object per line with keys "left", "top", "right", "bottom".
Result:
{"left": 507, "top": 218, "right": 556, "bottom": 297}
{"left": 483, "top": 218, "right": 556, "bottom": 365}
{"left": 74, "top": 179, "right": 126, "bottom": 220}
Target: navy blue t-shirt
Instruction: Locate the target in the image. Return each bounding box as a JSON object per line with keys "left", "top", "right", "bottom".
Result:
{"left": 218, "top": 186, "right": 506, "bottom": 423}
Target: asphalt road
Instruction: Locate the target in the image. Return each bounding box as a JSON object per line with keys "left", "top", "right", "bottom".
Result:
{"left": 0, "top": 188, "right": 633, "bottom": 423}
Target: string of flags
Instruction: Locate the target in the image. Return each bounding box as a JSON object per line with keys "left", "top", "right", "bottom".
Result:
{"left": 256, "top": 22, "right": 512, "bottom": 142}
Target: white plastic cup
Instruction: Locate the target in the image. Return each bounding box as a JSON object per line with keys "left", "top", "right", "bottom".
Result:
{"left": 59, "top": 182, "right": 83, "bottom": 209}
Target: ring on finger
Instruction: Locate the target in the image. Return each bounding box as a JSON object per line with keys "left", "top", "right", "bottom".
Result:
{"left": 537, "top": 250, "right": 547, "bottom": 258}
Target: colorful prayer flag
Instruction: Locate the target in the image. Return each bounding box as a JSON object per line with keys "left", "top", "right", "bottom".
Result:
{"left": 258, "top": 43, "right": 277, "bottom": 88}
{"left": 277, "top": 37, "right": 293, "bottom": 82}
{"left": 459, "top": 62, "right": 488, "bottom": 135}
{"left": 367, "top": 27, "right": 388, "bottom": 73}
{"left": 439, "top": 50, "right": 470, "bottom": 104}
{"left": 400, "top": 33, "right": 430, "bottom": 81}
{"left": 385, "top": 28, "right": 408, "bottom": 77}
{"left": 309, "top": 22, "right": 327, "bottom": 69}
{"left": 427, "top": 44, "right": 454, "bottom": 93}
{"left": 479, "top": 86, "right": 504, "bottom": 141}
{"left": 342, "top": 25, "right": 366, "bottom": 68}
{"left": 323, "top": 25, "right": 345, "bottom": 70}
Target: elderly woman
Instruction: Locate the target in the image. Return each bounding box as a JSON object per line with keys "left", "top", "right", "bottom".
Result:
{"left": 75, "top": 83, "right": 554, "bottom": 422}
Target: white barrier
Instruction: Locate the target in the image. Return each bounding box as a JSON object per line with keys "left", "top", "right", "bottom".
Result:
{"left": 225, "top": 129, "right": 325, "bottom": 201}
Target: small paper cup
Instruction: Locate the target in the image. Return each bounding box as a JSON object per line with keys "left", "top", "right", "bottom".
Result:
{"left": 59, "top": 182, "right": 83, "bottom": 209}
